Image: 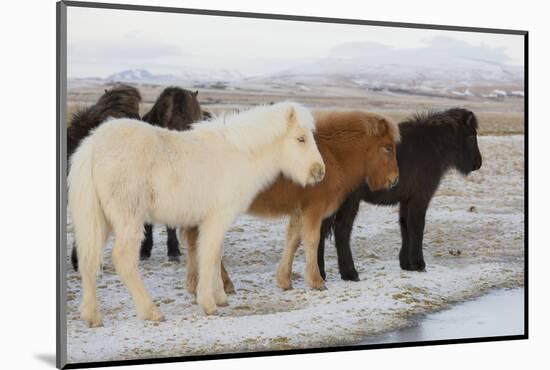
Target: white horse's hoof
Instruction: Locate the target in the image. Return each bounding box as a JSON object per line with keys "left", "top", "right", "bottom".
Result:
{"left": 197, "top": 294, "right": 218, "bottom": 315}
{"left": 216, "top": 300, "right": 229, "bottom": 307}
{"left": 215, "top": 290, "right": 228, "bottom": 306}
{"left": 81, "top": 308, "right": 103, "bottom": 328}
{"left": 203, "top": 306, "right": 218, "bottom": 315}
{"left": 138, "top": 305, "right": 165, "bottom": 322}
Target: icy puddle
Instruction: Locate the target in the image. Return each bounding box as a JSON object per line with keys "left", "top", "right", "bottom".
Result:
{"left": 360, "top": 287, "right": 525, "bottom": 345}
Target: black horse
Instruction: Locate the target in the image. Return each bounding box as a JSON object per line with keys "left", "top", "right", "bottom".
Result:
{"left": 318, "top": 108, "right": 482, "bottom": 281}
{"left": 70, "top": 86, "right": 206, "bottom": 270}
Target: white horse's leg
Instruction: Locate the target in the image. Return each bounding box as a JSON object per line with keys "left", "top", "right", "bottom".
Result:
{"left": 183, "top": 227, "right": 199, "bottom": 294}
{"left": 213, "top": 266, "right": 228, "bottom": 307}
{"left": 78, "top": 224, "right": 109, "bottom": 328}
{"left": 185, "top": 226, "right": 235, "bottom": 295}
{"left": 79, "top": 257, "right": 103, "bottom": 327}
{"left": 276, "top": 210, "right": 302, "bottom": 290}
{"left": 196, "top": 215, "right": 232, "bottom": 315}
{"left": 112, "top": 227, "right": 164, "bottom": 322}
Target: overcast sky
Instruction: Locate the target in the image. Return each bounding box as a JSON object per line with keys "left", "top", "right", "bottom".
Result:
{"left": 67, "top": 6, "right": 524, "bottom": 78}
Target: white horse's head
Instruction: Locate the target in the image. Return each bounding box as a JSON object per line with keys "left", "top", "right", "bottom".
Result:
{"left": 277, "top": 103, "right": 325, "bottom": 187}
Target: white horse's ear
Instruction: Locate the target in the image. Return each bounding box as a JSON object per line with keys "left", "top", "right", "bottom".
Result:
{"left": 286, "top": 106, "right": 296, "bottom": 127}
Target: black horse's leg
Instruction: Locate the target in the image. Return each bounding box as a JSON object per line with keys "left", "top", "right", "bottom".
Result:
{"left": 71, "top": 244, "right": 79, "bottom": 271}
{"left": 402, "top": 198, "right": 428, "bottom": 271}
{"left": 140, "top": 224, "right": 154, "bottom": 260}
{"left": 318, "top": 217, "right": 333, "bottom": 281}
{"left": 334, "top": 195, "right": 361, "bottom": 281}
{"left": 166, "top": 227, "right": 181, "bottom": 262}
{"left": 398, "top": 200, "right": 411, "bottom": 270}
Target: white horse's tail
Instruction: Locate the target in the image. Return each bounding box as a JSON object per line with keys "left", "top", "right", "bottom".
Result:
{"left": 68, "top": 135, "right": 108, "bottom": 276}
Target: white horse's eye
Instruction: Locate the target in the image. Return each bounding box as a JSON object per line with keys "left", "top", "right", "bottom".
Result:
{"left": 297, "top": 136, "right": 306, "bottom": 143}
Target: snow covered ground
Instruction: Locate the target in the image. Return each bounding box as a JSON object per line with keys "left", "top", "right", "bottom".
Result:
{"left": 65, "top": 135, "right": 525, "bottom": 364}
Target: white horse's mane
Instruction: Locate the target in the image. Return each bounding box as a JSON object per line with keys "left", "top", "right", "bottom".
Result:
{"left": 191, "top": 102, "right": 315, "bottom": 153}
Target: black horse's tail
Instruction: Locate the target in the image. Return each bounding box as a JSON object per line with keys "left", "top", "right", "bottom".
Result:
{"left": 71, "top": 244, "right": 79, "bottom": 271}
{"left": 67, "top": 84, "right": 141, "bottom": 162}
{"left": 320, "top": 213, "right": 337, "bottom": 242}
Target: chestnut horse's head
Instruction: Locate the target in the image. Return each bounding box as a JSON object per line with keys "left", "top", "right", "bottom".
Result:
{"left": 361, "top": 114, "right": 400, "bottom": 191}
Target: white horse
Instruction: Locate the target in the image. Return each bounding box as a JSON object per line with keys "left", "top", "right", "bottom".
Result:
{"left": 68, "top": 102, "right": 325, "bottom": 327}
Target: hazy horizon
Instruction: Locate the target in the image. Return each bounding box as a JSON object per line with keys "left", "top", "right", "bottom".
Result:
{"left": 67, "top": 6, "right": 524, "bottom": 79}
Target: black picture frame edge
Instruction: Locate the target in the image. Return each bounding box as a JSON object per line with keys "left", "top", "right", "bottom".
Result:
{"left": 56, "top": 1, "right": 529, "bottom": 369}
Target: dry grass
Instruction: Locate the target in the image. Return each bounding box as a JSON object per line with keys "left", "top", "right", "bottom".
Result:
{"left": 67, "top": 83, "right": 524, "bottom": 135}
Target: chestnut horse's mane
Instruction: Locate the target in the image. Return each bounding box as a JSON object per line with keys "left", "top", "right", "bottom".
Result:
{"left": 313, "top": 110, "right": 400, "bottom": 142}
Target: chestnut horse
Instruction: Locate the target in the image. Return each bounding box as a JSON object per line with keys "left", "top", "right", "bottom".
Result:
{"left": 185, "top": 110, "right": 400, "bottom": 293}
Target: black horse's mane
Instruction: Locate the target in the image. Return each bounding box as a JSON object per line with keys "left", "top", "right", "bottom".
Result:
{"left": 403, "top": 108, "right": 478, "bottom": 130}
{"left": 397, "top": 108, "right": 479, "bottom": 162}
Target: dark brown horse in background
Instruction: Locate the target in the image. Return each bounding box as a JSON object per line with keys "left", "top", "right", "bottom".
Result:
{"left": 67, "top": 84, "right": 141, "bottom": 161}
{"left": 70, "top": 86, "right": 206, "bottom": 270}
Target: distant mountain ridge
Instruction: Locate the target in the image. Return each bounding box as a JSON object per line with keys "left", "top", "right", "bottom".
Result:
{"left": 106, "top": 69, "right": 179, "bottom": 83}
{"left": 103, "top": 68, "right": 244, "bottom": 84}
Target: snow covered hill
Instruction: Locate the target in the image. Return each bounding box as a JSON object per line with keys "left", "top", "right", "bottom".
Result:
{"left": 263, "top": 38, "right": 523, "bottom": 93}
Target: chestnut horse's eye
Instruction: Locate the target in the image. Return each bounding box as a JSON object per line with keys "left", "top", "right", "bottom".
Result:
{"left": 384, "top": 145, "right": 393, "bottom": 153}
{"left": 297, "top": 136, "right": 306, "bottom": 143}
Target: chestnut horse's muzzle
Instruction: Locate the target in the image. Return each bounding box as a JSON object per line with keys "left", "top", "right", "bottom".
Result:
{"left": 308, "top": 163, "right": 325, "bottom": 185}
